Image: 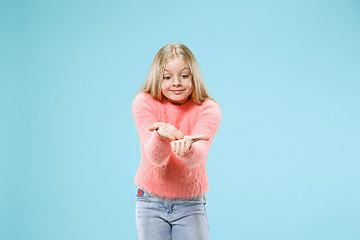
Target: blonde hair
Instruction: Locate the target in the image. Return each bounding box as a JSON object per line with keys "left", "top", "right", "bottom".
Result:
{"left": 140, "top": 44, "right": 209, "bottom": 104}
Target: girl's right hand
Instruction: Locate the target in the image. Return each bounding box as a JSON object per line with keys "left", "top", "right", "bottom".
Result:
{"left": 149, "top": 122, "right": 184, "bottom": 140}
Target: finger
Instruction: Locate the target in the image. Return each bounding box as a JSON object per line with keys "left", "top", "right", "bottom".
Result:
{"left": 173, "top": 130, "right": 184, "bottom": 140}
{"left": 184, "top": 140, "right": 191, "bottom": 154}
{"left": 166, "top": 134, "right": 176, "bottom": 141}
{"left": 149, "top": 124, "right": 158, "bottom": 131}
{"left": 176, "top": 141, "right": 181, "bottom": 156}
{"left": 191, "top": 135, "right": 210, "bottom": 142}
{"left": 162, "top": 125, "right": 177, "bottom": 139}
{"left": 179, "top": 141, "right": 185, "bottom": 157}
{"left": 158, "top": 130, "right": 175, "bottom": 140}
{"left": 168, "top": 132, "right": 181, "bottom": 141}
{"left": 163, "top": 132, "right": 176, "bottom": 140}
{"left": 171, "top": 141, "right": 176, "bottom": 152}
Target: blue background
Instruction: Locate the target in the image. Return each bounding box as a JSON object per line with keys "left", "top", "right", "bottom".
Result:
{"left": 1, "top": 0, "right": 360, "bottom": 239}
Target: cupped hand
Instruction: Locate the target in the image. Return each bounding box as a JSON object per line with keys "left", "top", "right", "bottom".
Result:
{"left": 149, "top": 122, "right": 184, "bottom": 140}
{"left": 170, "top": 135, "right": 210, "bottom": 157}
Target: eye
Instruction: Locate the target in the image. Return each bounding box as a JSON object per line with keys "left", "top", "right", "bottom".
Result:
{"left": 163, "top": 76, "right": 171, "bottom": 80}
{"left": 181, "top": 75, "right": 189, "bottom": 79}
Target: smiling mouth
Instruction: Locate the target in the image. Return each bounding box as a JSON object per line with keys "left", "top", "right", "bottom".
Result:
{"left": 170, "top": 90, "right": 185, "bottom": 94}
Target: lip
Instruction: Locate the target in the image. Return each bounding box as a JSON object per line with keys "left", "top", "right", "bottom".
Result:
{"left": 170, "top": 89, "right": 185, "bottom": 95}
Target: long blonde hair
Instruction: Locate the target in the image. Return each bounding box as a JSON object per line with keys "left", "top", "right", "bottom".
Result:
{"left": 140, "top": 44, "right": 209, "bottom": 104}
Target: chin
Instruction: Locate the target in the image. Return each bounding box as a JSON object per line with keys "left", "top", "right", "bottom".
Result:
{"left": 175, "top": 97, "right": 190, "bottom": 103}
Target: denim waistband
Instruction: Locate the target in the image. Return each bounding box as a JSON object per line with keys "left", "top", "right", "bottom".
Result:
{"left": 136, "top": 187, "right": 206, "bottom": 202}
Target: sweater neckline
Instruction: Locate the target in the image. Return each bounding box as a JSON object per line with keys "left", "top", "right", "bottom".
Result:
{"left": 163, "top": 98, "right": 195, "bottom": 108}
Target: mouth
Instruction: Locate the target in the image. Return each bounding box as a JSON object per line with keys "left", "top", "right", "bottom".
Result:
{"left": 170, "top": 90, "right": 185, "bottom": 95}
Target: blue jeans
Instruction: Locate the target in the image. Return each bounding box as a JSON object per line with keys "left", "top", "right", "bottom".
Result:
{"left": 135, "top": 188, "right": 209, "bottom": 240}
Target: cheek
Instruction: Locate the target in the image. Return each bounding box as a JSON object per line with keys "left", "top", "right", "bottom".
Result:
{"left": 161, "top": 81, "right": 171, "bottom": 96}
{"left": 188, "top": 79, "right": 194, "bottom": 91}
{"left": 161, "top": 81, "right": 167, "bottom": 91}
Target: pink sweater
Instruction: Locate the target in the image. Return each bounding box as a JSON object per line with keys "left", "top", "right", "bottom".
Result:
{"left": 132, "top": 92, "right": 222, "bottom": 198}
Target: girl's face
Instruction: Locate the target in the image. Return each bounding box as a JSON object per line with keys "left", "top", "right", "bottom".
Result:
{"left": 161, "top": 57, "right": 193, "bottom": 105}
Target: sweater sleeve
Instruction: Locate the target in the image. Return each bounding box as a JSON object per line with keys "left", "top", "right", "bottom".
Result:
{"left": 179, "top": 100, "right": 222, "bottom": 167}
{"left": 132, "top": 93, "right": 172, "bottom": 166}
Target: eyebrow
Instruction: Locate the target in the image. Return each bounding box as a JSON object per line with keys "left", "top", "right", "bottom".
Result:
{"left": 164, "top": 67, "right": 190, "bottom": 72}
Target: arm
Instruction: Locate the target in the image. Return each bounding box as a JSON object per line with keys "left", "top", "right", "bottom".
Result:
{"left": 174, "top": 100, "right": 222, "bottom": 167}
{"left": 132, "top": 93, "right": 173, "bottom": 166}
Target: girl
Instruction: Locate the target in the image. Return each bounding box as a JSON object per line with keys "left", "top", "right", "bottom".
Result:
{"left": 132, "top": 44, "right": 221, "bottom": 240}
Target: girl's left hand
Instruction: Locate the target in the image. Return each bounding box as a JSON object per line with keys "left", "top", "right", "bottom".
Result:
{"left": 171, "top": 135, "right": 209, "bottom": 157}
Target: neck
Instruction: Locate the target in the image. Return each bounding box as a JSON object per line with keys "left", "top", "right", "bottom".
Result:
{"left": 164, "top": 96, "right": 191, "bottom": 105}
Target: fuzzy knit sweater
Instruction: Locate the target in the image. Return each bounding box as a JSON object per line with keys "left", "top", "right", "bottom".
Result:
{"left": 132, "top": 92, "right": 222, "bottom": 199}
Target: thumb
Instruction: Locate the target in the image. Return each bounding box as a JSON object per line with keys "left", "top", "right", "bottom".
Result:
{"left": 149, "top": 124, "right": 159, "bottom": 131}
{"left": 196, "top": 135, "right": 210, "bottom": 141}
{"left": 191, "top": 135, "right": 210, "bottom": 142}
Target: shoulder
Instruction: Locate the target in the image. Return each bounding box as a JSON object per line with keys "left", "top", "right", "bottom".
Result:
{"left": 190, "top": 98, "right": 222, "bottom": 124}
{"left": 132, "top": 92, "right": 159, "bottom": 109}
{"left": 133, "top": 92, "right": 154, "bottom": 105}
{"left": 198, "top": 98, "right": 222, "bottom": 116}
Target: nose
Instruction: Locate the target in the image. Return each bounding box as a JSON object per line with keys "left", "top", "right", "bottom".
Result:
{"left": 172, "top": 76, "right": 182, "bottom": 86}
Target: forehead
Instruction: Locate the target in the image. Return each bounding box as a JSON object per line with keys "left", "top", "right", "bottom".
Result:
{"left": 164, "top": 57, "right": 190, "bottom": 72}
